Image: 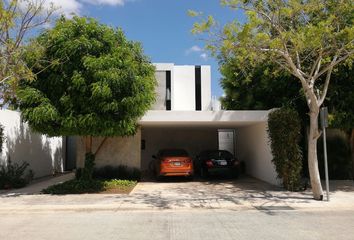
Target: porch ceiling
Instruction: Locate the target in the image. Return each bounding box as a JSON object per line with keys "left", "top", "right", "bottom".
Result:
{"left": 139, "top": 110, "right": 271, "bottom": 128}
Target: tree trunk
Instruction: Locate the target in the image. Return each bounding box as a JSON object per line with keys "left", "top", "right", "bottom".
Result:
{"left": 80, "top": 136, "right": 95, "bottom": 181}
{"left": 85, "top": 136, "right": 92, "bottom": 154}
{"left": 308, "top": 108, "right": 324, "bottom": 200}
{"left": 350, "top": 129, "right": 354, "bottom": 180}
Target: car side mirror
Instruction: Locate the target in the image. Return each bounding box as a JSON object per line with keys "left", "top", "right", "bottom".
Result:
{"left": 152, "top": 155, "right": 156, "bottom": 159}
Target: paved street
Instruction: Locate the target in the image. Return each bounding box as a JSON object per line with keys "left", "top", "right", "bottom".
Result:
{"left": 1, "top": 176, "right": 354, "bottom": 240}
{"left": 0, "top": 209, "right": 353, "bottom": 240}
{"left": 1, "top": 176, "right": 354, "bottom": 211}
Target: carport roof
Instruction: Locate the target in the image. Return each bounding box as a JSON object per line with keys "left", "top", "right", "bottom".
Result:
{"left": 139, "top": 110, "right": 271, "bottom": 128}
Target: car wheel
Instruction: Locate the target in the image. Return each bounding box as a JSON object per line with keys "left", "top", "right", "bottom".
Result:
{"left": 155, "top": 175, "right": 163, "bottom": 182}
{"left": 232, "top": 168, "right": 239, "bottom": 179}
{"left": 200, "top": 167, "right": 209, "bottom": 178}
{"left": 186, "top": 175, "right": 194, "bottom": 181}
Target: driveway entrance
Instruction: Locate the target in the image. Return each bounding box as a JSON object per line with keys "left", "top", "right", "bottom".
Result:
{"left": 130, "top": 177, "right": 296, "bottom": 209}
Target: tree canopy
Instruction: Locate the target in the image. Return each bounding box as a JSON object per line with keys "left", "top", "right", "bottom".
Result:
{"left": 220, "top": 60, "right": 304, "bottom": 110}
{"left": 18, "top": 16, "right": 156, "bottom": 138}
{"left": 0, "top": 0, "right": 56, "bottom": 106}
{"left": 192, "top": 0, "right": 353, "bottom": 200}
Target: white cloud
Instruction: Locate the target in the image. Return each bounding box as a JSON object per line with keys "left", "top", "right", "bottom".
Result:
{"left": 18, "top": 0, "right": 131, "bottom": 17}
{"left": 82, "top": 0, "right": 126, "bottom": 6}
{"left": 186, "top": 45, "right": 208, "bottom": 61}
{"left": 49, "top": 0, "right": 83, "bottom": 16}
{"left": 200, "top": 53, "right": 208, "bottom": 61}
{"left": 185, "top": 45, "right": 203, "bottom": 55}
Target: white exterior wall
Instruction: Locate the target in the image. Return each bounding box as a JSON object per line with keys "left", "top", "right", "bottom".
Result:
{"left": 236, "top": 122, "right": 280, "bottom": 185}
{"left": 153, "top": 63, "right": 174, "bottom": 110}
{"left": 0, "top": 110, "right": 64, "bottom": 178}
{"left": 201, "top": 66, "right": 212, "bottom": 111}
{"left": 76, "top": 130, "right": 141, "bottom": 169}
{"left": 154, "top": 63, "right": 212, "bottom": 111}
{"left": 173, "top": 66, "right": 196, "bottom": 111}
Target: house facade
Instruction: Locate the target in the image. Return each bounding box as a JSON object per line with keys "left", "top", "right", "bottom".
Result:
{"left": 74, "top": 63, "right": 279, "bottom": 185}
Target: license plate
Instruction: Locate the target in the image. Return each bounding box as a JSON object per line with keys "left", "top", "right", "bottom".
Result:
{"left": 218, "top": 160, "right": 227, "bottom": 166}
{"left": 173, "top": 162, "right": 181, "bottom": 166}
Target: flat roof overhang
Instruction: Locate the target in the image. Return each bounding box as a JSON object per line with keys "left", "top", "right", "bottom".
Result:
{"left": 139, "top": 110, "right": 271, "bottom": 128}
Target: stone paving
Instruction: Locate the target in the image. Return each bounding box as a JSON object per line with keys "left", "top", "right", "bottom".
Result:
{"left": 0, "top": 174, "right": 354, "bottom": 212}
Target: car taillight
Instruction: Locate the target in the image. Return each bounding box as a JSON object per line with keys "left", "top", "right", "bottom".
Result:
{"left": 185, "top": 159, "right": 192, "bottom": 163}
{"left": 162, "top": 159, "right": 171, "bottom": 163}
{"left": 206, "top": 160, "right": 213, "bottom": 167}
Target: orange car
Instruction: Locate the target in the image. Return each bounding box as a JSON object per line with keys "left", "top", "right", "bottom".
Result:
{"left": 152, "top": 149, "right": 194, "bottom": 179}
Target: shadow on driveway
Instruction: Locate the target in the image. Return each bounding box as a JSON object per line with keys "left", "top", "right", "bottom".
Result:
{"left": 118, "top": 176, "right": 315, "bottom": 209}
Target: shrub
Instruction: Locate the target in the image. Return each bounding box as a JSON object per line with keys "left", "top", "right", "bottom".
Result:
{"left": 317, "top": 131, "right": 352, "bottom": 180}
{"left": 0, "top": 158, "right": 34, "bottom": 189}
{"left": 80, "top": 153, "right": 95, "bottom": 181}
{"left": 92, "top": 165, "right": 141, "bottom": 181}
{"left": 75, "top": 168, "right": 83, "bottom": 180}
{"left": 75, "top": 165, "right": 141, "bottom": 181}
{"left": 42, "top": 179, "right": 104, "bottom": 194}
{"left": 42, "top": 179, "right": 137, "bottom": 194}
{"left": 268, "top": 108, "right": 303, "bottom": 191}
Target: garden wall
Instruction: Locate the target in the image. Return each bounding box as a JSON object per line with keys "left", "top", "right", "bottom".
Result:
{"left": 0, "top": 110, "right": 64, "bottom": 178}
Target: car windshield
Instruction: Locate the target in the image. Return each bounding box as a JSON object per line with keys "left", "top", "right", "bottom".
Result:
{"left": 160, "top": 149, "right": 189, "bottom": 157}
{"left": 206, "top": 151, "right": 233, "bottom": 160}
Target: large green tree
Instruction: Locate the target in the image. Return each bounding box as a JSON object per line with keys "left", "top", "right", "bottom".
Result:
{"left": 192, "top": 0, "right": 353, "bottom": 200}
{"left": 220, "top": 57, "right": 354, "bottom": 180}
{"left": 220, "top": 60, "right": 305, "bottom": 110}
{"left": 18, "top": 17, "right": 156, "bottom": 176}
{"left": 328, "top": 65, "right": 354, "bottom": 178}
{"left": 0, "top": 0, "right": 56, "bottom": 106}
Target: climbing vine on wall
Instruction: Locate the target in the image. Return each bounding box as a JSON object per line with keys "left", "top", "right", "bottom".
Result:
{"left": 268, "top": 108, "right": 303, "bottom": 191}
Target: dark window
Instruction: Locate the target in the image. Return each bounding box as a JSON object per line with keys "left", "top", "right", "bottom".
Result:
{"left": 166, "top": 71, "right": 171, "bottom": 110}
{"left": 141, "top": 140, "right": 145, "bottom": 150}
{"left": 195, "top": 66, "right": 202, "bottom": 111}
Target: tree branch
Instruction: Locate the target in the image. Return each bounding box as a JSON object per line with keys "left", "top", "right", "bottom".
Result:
{"left": 0, "top": 75, "right": 13, "bottom": 84}
{"left": 313, "top": 51, "right": 354, "bottom": 81}
{"left": 296, "top": 50, "right": 301, "bottom": 69}
{"left": 94, "top": 137, "right": 108, "bottom": 156}
{"left": 318, "top": 55, "right": 338, "bottom": 106}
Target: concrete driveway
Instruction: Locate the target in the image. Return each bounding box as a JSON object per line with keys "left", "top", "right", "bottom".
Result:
{"left": 1, "top": 175, "right": 354, "bottom": 212}
{"left": 129, "top": 177, "right": 354, "bottom": 210}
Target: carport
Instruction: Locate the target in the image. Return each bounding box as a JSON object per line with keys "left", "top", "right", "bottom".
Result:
{"left": 139, "top": 110, "right": 279, "bottom": 185}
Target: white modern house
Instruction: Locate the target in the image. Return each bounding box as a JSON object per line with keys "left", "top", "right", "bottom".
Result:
{"left": 74, "top": 63, "right": 279, "bottom": 185}
{"left": 0, "top": 63, "right": 278, "bottom": 185}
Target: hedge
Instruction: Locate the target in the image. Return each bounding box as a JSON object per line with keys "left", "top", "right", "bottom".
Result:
{"left": 268, "top": 108, "right": 303, "bottom": 191}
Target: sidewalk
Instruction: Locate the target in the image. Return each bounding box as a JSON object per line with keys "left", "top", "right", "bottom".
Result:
{"left": 0, "top": 172, "right": 75, "bottom": 196}
{"left": 0, "top": 176, "right": 353, "bottom": 212}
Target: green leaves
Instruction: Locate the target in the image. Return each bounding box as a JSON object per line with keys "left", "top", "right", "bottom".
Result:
{"left": 1, "top": 0, "right": 56, "bottom": 106}
{"left": 18, "top": 17, "right": 156, "bottom": 137}
{"left": 268, "top": 108, "right": 303, "bottom": 191}
{"left": 192, "top": 0, "right": 354, "bottom": 76}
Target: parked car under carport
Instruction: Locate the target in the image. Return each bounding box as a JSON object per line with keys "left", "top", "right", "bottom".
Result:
{"left": 194, "top": 150, "right": 240, "bottom": 178}
{"left": 151, "top": 149, "right": 194, "bottom": 179}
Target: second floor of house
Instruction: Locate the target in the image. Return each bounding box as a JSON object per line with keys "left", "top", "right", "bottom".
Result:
{"left": 152, "top": 63, "right": 215, "bottom": 111}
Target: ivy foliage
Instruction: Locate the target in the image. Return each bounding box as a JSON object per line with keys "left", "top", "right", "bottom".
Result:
{"left": 268, "top": 108, "right": 303, "bottom": 191}
{"left": 18, "top": 17, "right": 156, "bottom": 137}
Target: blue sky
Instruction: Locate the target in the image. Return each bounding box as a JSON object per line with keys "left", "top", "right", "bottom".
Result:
{"left": 51, "top": 0, "right": 243, "bottom": 97}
